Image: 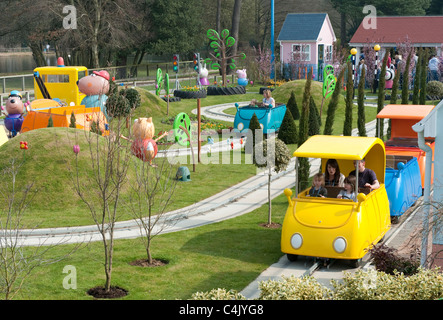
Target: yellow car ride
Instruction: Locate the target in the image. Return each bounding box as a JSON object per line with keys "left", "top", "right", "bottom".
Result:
{"left": 281, "top": 135, "right": 391, "bottom": 267}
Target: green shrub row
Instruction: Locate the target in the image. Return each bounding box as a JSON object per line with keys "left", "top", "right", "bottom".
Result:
{"left": 191, "top": 267, "right": 443, "bottom": 300}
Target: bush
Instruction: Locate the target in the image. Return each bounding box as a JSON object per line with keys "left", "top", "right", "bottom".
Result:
{"left": 191, "top": 288, "right": 246, "bottom": 300}
{"left": 426, "top": 81, "right": 443, "bottom": 98}
{"left": 369, "top": 244, "right": 420, "bottom": 275}
{"left": 259, "top": 275, "right": 332, "bottom": 300}
{"left": 254, "top": 138, "right": 291, "bottom": 173}
{"left": 192, "top": 268, "right": 443, "bottom": 300}
{"left": 277, "top": 109, "right": 298, "bottom": 145}
{"left": 332, "top": 268, "right": 443, "bottom": 300}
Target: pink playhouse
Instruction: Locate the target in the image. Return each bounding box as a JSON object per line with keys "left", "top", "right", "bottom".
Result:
{"left": 277, "top": 13, "right": 336, "bottom": 81}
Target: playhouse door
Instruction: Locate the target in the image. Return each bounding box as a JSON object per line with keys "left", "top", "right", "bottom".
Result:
{"left": 318, "top": 44, "right": 324, "bottom": 81}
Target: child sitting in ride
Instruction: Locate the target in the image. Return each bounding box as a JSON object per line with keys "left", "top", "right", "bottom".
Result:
{"left": 307, "top": 173, "right": 328, "bottom": 197}
{"left": 249, "top": 99, "right": 258, "bottom": 107}
{"left": 337, "top": 176, "right": 357, "bottom": 202}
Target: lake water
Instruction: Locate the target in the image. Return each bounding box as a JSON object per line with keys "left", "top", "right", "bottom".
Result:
{"left": 0, "top": 54, "right": 57, "bottom": 75}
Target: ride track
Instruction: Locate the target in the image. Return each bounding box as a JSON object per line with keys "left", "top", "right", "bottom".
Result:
{"left": 4, "top": 101, "right": 416, "bottom": 298}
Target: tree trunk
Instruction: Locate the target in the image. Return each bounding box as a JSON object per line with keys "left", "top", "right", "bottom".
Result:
{"left": 29, "top": 41, "right": 46, "bottom": 67}
{"left": 340, "top": 11, "right": 347, "bottom": 47}
{"left": 228, "top": 0, "right": 242, "bottom": 75}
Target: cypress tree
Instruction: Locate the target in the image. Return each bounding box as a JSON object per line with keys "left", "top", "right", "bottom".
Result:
{"left": 297, "top": 69, "right": 313, "bottom": 192}
{"left": 401, "top": 49, "right": 413, "bottom": 105}
{"left": 47, "top": 114, "right": 53, "bottom": 127}
{"left": 298, "top": 69, "right": 312, "bottom": 146}
{"left": 390, "top": 68, "right": 400, "bottom": 104}
{"left": 376, "top": 49, "right": 389, "bottom": 139}
{"left": 412, "top": 48, "right": 422, "bottom": 105}
{"left": 419, "top": 49, "right": 429, "bottom": 105}
{"left": 343, "top": 61, "right": 354, "bottom": 136}
{"left": 323, "top": 67, "right": 345, "bottom": 135}
{"left": 245, "top": 112, "right": 262, "bottom": 158}
{"left": 308, "top": 96, "right": 320, "bottom": 136}
{"left": 69, "top": 111, "right": 76, "bottom": 128}
{"left": 287, "top": 90, "right": 300, "bottom": 120}
{"left": 357, "top": 67, "right": 367, "bottom": 137}
{"left": 278, "top": 109, "right": 298, "bottom": 145}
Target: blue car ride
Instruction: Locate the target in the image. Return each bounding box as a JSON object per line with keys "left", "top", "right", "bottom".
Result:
{"left": 233, "top": 103, "right": 286, "bottom": 135}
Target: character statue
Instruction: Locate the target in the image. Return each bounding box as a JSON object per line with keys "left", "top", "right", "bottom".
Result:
{"left": 3, "top": 91, "right": 25, "bottom": 137}
{"left": 128, "top": 117, "right": 168, "bottom": 166}
{"left": 77, "top": 70, "right": 110, "bottom": 119}
{"left": 236, "top": 69, "right": 248, "bottom": 86}
{"left": 199, "top": 64, "right": 210, "bottom": 86}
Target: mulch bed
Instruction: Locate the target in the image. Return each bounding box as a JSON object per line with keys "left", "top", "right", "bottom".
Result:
{"left": 87, "top": 286, "right": 129, "bottom": 299}
{"left": 129, "top": 258, "right": 169, "bottom": 267}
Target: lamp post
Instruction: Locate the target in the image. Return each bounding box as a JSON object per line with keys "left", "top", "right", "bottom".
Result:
{"left": 270, "top": 0, "right": 275, "bottom": 81}
{"left": 373, "top": 44, "right": 380, "bottom": 93}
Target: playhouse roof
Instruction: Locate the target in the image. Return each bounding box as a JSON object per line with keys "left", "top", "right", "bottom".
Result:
{"left": 277, "top": 13, "right": 330, "bottom": 42}
{"left": 349, "top": 16, "right": 443, "bottom": 46}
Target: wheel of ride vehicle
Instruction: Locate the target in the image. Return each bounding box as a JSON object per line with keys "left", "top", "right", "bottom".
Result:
{"left": 287, "top": 254, "right": 298, "bottom": 262}
{"left": 391, "top": 216, "right": 399, "bottom": 224}
{"left": 173, "top": 112, "right": 192, "bottom": 147}
{"left": 349, "top": 259, "right": 361, "bottom": 268}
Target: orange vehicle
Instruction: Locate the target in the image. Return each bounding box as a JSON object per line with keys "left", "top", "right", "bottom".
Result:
{"left": 376, "top": 104, "right": 435, "bottom": 186}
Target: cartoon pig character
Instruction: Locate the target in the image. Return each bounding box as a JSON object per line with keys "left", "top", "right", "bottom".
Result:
{"left": 77, "top": 70, "right": 110, "bottom": 119}
{"left": 236, "top": 69, "right": 248, "bottom": 86}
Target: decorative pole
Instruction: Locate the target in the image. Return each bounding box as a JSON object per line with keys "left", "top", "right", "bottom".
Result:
{"left": 351, "top": 48, "right": 357, "bottom": 98}
{"left": 374, "top": 44, "right": 380, "bottom": 93}
{"left": 270, "top": 0, "right": 275, "bottom": 81}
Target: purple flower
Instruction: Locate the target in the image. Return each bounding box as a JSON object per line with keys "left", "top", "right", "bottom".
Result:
{"left": 73, "top": 144, "right": 80, "bottom": 155}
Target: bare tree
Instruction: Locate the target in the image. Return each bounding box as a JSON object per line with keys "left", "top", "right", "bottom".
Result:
{"left": 0, "top": 158, "right": 78, "bottom": 300}
{"left": 68, "top": 115, "right": 132, "bottom": 295}
{"left": 127, "top": 155, "right": 178, "bottom": 266}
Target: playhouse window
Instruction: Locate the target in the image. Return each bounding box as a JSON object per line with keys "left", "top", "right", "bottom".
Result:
{"left": 292, "top": 44, "right": 310, "bottom": 61}
{"left": 325, "top": 45, "right": 333, "bottom": 61}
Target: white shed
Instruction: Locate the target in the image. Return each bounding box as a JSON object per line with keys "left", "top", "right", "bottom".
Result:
{"left": 412, "top": 99, "right": 443, "bottom": 267}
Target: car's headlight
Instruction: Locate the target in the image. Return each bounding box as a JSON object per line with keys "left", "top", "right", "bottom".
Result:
{"left": 333, "top": 237, "right": 347, "bottom": 253}
{"left": 290, "top": 233, "right": 303, "bottom": 249}
{"left": 237, "top": 122, "right": 244, "bottom": 131}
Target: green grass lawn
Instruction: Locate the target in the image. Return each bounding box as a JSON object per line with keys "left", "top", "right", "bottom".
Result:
{"left": 15, "top": 192, "right": 289, "bottom": 300}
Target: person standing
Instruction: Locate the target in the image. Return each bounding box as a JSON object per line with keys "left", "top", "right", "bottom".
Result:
{"left": 429, "top": 55, "right": 440, "bottom": 81}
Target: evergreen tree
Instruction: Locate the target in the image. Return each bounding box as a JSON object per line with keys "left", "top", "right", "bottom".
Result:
{"left": 343, "top": 61, "right": 354, "bottom": 136}
{"left": 47, "top": 115, "right": 53, "bottom": 127}
{"left": 376, "top": 49, "right": 389, "bottom": 139}
{"left": 357, "top": 67, "right": 367, "bottom": 137}
{"left": 308, "top": 96, "right": 320, "bottom": 136}
{"left": 278, "top": 109, "right": 298, "bottom": 145}
{"left": 401, "top": 49, "right": 413, "bottom": 104}
{"left": 412, "top": 48, "right": 422, "bottom": 105}
{"left": 323, "top": 67, "right": 345, "bottom": 135}
{"left": 298, "top": 69, "right": 313, "bottom": 192}
{"left": 245, "top": 113, "right": 262, "bottom": 160}
{"left": 287, "top": 90, "right": 300, "bottom": 120}
{"left": 419, "top": 49, "right": 429, "bottom": 105}
{"left": 298, "top": 69, "right": 312, "bottom": 146}
{"left": 390, "top": 68, "right": 400, "bottom": 104}
{"left": 69, "top": 111, "right": 76, "bottom": 128}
